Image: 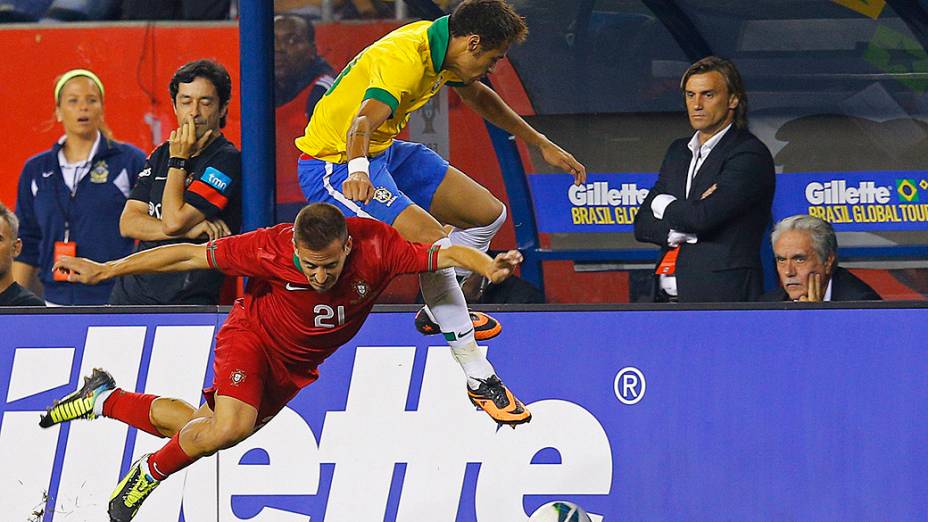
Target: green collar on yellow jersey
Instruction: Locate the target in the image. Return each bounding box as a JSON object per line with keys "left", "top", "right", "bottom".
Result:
{"left": 427, "top": 15, "right": 451, "bottom": 73}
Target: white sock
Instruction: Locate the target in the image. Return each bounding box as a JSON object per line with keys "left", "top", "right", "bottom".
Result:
{"left": 448, "top": 205, "right": 506, "bottom": 278}
{"left": 419, "top": 238, "right": 496, "bottom": 388}
{"left": 450, "top": 341, "right": 495, "bottom": 389}
{"left": 94, "top": 389, "right": 115, "bottom": 417}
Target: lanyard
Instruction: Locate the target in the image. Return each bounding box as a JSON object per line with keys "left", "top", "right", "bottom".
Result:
{"left": 52, "top": 161, "right": 92, "bottom": 243}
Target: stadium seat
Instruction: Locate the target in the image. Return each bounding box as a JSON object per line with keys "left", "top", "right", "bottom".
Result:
{"left": 0, "top": 0, "right": 53, "bottom": 22}
{"left": 44, "top": 0, "right": 119, "bottom": 21}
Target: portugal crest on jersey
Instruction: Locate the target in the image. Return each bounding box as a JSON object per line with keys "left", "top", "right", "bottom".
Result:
{"left": 354, "top": 280, "right": 369, "bottom": 299}
{"left": 230, "top": 369, "right": 247, "bottom": 386}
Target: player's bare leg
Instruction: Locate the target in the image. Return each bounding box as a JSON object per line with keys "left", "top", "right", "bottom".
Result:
{"left": 429, "top": 165, "right": 506, "bottom": 240}
{"left": 176, "top": 395, "right": 257, "bottom": 457}
{"left": 430, "top": 166, "right": 507, "bottom": 289}
{"left": 148, "top": 397, "right": 199, "bottom": 437}
{"left": 108, "top": 395, "right": 257, "bottom": 521}
{"left": 39, "top": 368, "right": 196, "bottom": 438}
{"left": 393, "top": 205, "right": 530, "bottom": 427}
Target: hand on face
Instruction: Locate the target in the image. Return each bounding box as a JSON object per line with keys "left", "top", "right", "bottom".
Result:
{"left": 172, "top": 76, "right": 225, "bottom": 153}
{"left": 774, "top": 230, "right": 833, "bottom": 302}
{"left": 169, "top": 114, "right": 212, "bottom": 159}
{"left": 798, "top": 272, "right": 824, "bottom": 302}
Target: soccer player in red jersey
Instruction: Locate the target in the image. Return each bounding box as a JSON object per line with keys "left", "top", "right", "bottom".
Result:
{"left": 41, "top": 202, "right": 527, "bottom": 522}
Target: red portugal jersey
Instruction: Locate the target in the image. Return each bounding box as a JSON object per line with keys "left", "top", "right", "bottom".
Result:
{"left": 206, "top": 219, "right": 439, "bottom": 367}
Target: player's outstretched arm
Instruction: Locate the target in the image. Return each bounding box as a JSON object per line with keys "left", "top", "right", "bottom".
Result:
{"left": 53, "top": 243, "right": 210, "bottom": 285}
{"left": 454, "top": 82, "right": 587, "bottom": 184}
{"left": 437, "top": 245, "right": 523, "bottom": 284}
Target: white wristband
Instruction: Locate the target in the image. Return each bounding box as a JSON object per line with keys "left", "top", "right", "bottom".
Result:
{"left": 347, "top": 157, "right": 370, "bottom": 175}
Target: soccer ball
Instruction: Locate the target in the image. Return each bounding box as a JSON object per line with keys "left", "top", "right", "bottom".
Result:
{"left": 528, "top": 501, "right": 592, "bottom": 522}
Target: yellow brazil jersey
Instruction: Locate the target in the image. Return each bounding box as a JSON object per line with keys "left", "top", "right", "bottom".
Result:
{"left": 295, "top": 15, "right": 464, "bottom": 163}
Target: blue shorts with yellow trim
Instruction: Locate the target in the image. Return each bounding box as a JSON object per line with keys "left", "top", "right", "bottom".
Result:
{"left": 297, "top": 140, "right": 449, "bottom": 225}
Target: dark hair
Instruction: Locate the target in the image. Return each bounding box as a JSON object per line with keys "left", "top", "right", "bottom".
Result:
{"left": 0, "top": 202, "right": 18, "bottom": 239}
{"left": 275, "top": 13, "right": 316, "bottom": 43}
{"left": 681, "top": 56, "right": 748, "bottom": 129}
{"left": 169, "top": 59, "right": 232, "bottom": 128}
{"left": 449, "top": 0, "right": 528, "bottom": 51}
{"left": 293, "top": 203, "right": 348, "bottom": 250}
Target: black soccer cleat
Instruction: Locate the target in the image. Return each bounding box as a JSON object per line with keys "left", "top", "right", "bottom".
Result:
{"left": 109, "top": 454, "right": 160, "bottom": 522}
{"left": 467, "top": 375, "right": 532, "bottom": 427}
{"left": 39, "top": 368, "right": 115, "bottom": 428}
{"left": 415, "top": 308, "right": 502, "bottom": 341}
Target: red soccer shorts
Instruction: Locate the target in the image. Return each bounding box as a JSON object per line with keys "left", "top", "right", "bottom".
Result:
{"left": 202, "top": 322, "right": 318, "bottom": 430}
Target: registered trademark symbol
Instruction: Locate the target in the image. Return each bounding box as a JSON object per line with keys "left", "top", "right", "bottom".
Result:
{"left": 614, "top": 367, "right": 645, "bottom": 405}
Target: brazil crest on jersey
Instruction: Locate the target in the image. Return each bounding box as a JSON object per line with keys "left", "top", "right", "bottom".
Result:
{"left": 295, "top": 15, "right": 464, "bottom": 163}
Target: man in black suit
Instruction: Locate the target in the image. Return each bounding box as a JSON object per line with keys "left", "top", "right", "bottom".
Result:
{"left": 759, "top": 214, "right": 880, "bottom": 302}
{"left": 634, "top": 56, "right": 775, "bottom": 302}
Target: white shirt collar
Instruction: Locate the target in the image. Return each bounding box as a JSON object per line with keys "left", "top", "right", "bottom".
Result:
{"left": 687, "top": 122, "right": 733, "bottom": 157}
{"left": 57, "top": 131, "right": 102, "bottom": 168}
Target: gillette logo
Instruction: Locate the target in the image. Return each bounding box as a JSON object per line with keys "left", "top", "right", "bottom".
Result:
{"left": 1, "top": 324, "right": 612, "bottom": 521}
{"left": 805, "top": 181, "right": 891, "bottom": 205}
{"left": 569, "top": 182, "right": 649, "bottom": 206}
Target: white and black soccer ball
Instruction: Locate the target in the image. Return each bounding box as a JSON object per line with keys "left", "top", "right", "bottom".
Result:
{"left": 528, "top": 501, "right": 592, "bottom": 522}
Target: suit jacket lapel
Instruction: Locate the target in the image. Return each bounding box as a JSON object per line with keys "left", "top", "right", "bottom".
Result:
{"left": 671, "top": 141, "right": 692, "bottom": 199}
{"left": 687, "top": 128, "right": 739, "bottom": 201}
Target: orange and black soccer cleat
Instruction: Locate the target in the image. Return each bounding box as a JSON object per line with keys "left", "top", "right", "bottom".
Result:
{"left": 415, "top": 308, "right": 502, "bottom": 341}
{"left": 467, "top": 375, "right": 532, "bottom": 427}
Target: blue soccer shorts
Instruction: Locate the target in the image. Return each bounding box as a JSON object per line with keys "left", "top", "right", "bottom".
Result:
{"left": 297, "top": 140, "right": 449, "bottom": 225}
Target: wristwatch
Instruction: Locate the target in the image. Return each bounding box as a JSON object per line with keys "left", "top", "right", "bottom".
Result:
{"left": 167, "top": 157, "right": 188, "bottom": 171}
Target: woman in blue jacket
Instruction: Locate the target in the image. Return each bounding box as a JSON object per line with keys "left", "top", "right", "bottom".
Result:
{"left": 13, "top": 69, "right": 146, "bottom": 305}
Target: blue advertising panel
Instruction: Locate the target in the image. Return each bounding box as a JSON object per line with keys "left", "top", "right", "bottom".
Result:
{"left": 530, "top": 170, "right": 928, "bottom": 234}
{"left": 1, "top": 308, "right": 926, "bottom": 521}
{"left": 774, "top": 170, "right": 928, "bottom": 231}
{"left": 528, "top": 173, "right": 656, "bottom": 233}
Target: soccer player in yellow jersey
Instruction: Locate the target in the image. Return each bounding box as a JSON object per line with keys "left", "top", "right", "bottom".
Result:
{"left": 296, "top": 0, "right": 586, "bottom": 426}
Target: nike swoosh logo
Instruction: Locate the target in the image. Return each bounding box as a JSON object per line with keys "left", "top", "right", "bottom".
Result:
{"left": 42, "top": 171, "right": 54, "bottom": 178}
{"left": 285, "top": 283, "right": 312, "bottom": 291}
{"left": 458, "top": 327, "right": 475, "bottom": 338}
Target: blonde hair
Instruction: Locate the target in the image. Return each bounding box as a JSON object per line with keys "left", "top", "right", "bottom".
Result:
{"left": 54, "top": 69, "right": 105, "bottom": 104}
{"left": 54, "top": 68, "right": 113, "bottom": 140}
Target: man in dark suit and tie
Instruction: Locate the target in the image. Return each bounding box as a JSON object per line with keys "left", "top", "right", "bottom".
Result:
{"left": 634, "top": 56, "right": 775, "bottom": 302}
{"left": 759, "top": 214, "right": 881, "bottom": 302}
